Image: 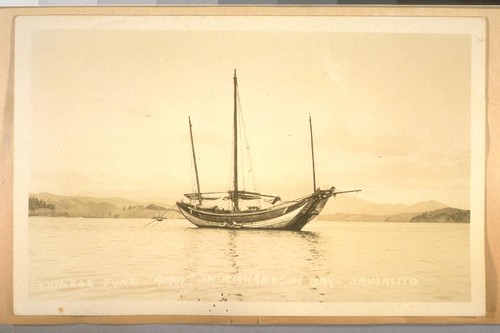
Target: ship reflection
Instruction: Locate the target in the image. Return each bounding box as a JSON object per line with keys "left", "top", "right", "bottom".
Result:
{"left": 179, "top": 225, "right": 331, "bottom": 302}
{"left": 222, "top": 229, "right": 326, "bottom": 277}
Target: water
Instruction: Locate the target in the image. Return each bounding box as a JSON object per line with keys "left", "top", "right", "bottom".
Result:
{"left": 28, "top": 217, "right": 470, "bottom": 303}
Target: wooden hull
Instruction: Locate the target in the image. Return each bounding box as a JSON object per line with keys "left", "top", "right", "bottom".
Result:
{"left": 176, "top": 189, "right": 333, "bottom": 231}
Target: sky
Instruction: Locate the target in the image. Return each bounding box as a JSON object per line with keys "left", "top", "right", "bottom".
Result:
{"left": 19, "top": 16, "right": 483, "bottom": 209}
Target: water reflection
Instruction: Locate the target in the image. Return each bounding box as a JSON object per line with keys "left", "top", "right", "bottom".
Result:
{"left": 226, "top": 230, "right": 239, "bottom": 275}
{"left": 221, "top": 229, "right": 327, "bottom": 279}
{"left": 297, "top": 231, "right": 323, "bottom": 261}
{"left": 28, "top": 218, "right": 472, "bottom": 302}
{"left": 181, "top": 227, "right": 326, "bottom": 279}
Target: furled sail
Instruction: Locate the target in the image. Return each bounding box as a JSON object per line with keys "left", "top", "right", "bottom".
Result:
{"left": 184, "top": 191, "right": 280, "bottom": 203}
{"left": 227, "top": 190, "right": 280, "bottom": 203}
{"left": 184, "top": 192, "right": 225, "bottom": 201}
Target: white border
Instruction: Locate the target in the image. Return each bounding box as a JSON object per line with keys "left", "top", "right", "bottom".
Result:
{"left": 13, "top": 15, "right": 486, "bottom": 316}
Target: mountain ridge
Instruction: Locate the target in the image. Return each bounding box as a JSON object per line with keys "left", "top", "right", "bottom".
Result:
{"left": 323, "top": 194, "right": 449, "bottom": 216}
{"left": 29, "top": 192, "right": 181, "bottom": 218}
{"left": 28, "top": 192, "right": 466, "bottom": 222}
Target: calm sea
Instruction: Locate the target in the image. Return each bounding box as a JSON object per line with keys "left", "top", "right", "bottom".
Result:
{"left": 28, "top": 217, "right": 470, "bottom": 303}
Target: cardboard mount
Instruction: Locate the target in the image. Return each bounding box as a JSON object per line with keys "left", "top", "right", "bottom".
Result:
{"left": 0, "top": 5, "right": 499, "bottom": 325}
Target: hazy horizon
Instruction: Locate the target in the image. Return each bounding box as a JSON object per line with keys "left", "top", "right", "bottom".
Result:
{"left": 27, "top": 190, "right": 461, "bottom": 212}
{"left": 20, "top": 16, "right": 476, "bottom": 210}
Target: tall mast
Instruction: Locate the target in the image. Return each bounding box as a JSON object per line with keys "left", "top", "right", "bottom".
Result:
{"left": 188, "top": 116, "right": 202, "bottom": 206}
{"left": 309, "top": 113, "right": 317, "bottom": 192}
{"left": 233, "top": 69, "right": 239, "bottom": 212}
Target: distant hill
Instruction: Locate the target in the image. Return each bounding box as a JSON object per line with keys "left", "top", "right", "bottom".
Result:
{"left": 320, "top": 195, "right": 468, "bottom": 223}
{"left": 320, "top": 207, "right": 470, "bottom": 223}
{"left": 319, "top": 212, "right": 420, "bottom": 222}
{"left": 29, "top": 192, "right": 182, "bottom": 219}
{"left": 410, "top": 207, "right": 470, "bottom": 223}
{"left": 28, "top": 192, "right": 468, "bottom": 223}
{"left": 323, "top": 195, "right": 448, "bottom": 216}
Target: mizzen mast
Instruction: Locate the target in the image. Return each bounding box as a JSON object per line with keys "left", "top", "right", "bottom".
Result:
{"left": 309, "top": 113, "right": 317, "bottom": 192}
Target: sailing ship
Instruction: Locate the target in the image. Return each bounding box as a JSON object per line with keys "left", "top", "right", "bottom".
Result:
{"left": 152, "top": 208, "right": 164, "bottom": 222}
{"left": 176, "top": 70, "right": 359, "bottom": 230}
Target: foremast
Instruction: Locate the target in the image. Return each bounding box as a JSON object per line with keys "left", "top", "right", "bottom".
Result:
{"left": 188, "top": 116, "right": 202, "bottom": 206}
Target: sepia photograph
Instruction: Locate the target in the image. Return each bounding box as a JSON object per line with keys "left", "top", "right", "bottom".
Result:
{"left": 13, "top": 14, "right": 485, "bottom": 317}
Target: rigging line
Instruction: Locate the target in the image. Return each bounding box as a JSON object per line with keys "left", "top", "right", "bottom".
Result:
{"left": 237, "top": 88, "right": 258, "bottom": 193}
{"left": 228, "top": 116, "right": 235, "bottom": 210}
{"left": 164, "top": 203, "right": 178, "bottom": 218}
{"left": 237, "top": 87, "right": 262, "bottom": 207}
{"left": 236, "top": 90, "right": 246, "bottom": 191}
{"left": 238, "top": 104, "right": 246, "bottom": 191}
{"left": 144, "top": 204, "right": 177, "bottom": 227}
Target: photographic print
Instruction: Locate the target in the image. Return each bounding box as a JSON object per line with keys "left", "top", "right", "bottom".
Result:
{"left": 13, "top": 15, "right": 485, "bottom": 317}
